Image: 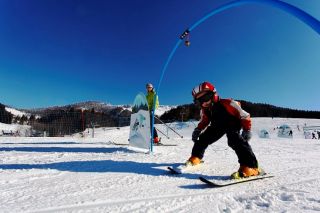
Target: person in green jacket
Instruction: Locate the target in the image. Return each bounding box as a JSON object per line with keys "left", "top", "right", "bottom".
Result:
{"left": 146, "top": 83, "right": 160, "bottom": 144}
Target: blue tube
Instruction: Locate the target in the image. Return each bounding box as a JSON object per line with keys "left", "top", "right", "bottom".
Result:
{"left": 190, "top": 0, "right": 320, "bottom": 33}
{"left": 157, "top": 0, "right": 320, "bottom": 95}
{"left": 151, "top": 0, "right": 320, "bottom": 152}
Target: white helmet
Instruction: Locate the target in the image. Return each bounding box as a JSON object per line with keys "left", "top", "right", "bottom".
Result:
{"left": 146, "top": 83, "right": 153, "bottom": 88}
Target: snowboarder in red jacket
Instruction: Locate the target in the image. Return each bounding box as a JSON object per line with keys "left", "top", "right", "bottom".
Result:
{"left": 187, "top": 82, "right": 260, "bottom": 179}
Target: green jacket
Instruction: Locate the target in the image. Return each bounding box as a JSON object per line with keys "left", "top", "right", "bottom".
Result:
{"left": 146, "top": 90, "right": 159, "bottom": 111}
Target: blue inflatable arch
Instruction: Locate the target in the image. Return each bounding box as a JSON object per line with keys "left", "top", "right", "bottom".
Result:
{"left": 157, "top": 0, "right": 320, "bottom": 93}
{"left": 150, "top": 0, "right": 320, "bottom": 152}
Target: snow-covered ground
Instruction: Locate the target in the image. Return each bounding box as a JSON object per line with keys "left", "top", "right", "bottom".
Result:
{"left": 0, "top": 123, "right": 31, "bottom": 137}
{"left": 1, "top": 117, "right": 320, "bottom": 212}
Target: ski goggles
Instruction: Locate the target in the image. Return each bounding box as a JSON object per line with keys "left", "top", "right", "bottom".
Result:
{"left": 193, "top": 92, "right": 213, "bottom": 105}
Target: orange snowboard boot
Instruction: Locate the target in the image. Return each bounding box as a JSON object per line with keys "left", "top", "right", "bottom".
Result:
{"left": 185, "top": 156, "right": 202, "bottom": 166}
{"left": 231, "top": 165, "right": 260, "bottom": 179}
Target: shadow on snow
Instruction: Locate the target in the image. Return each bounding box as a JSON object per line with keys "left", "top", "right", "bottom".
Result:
{"left": 0, "top": 142, "right": 116, "bottom": 145}
{"left": 0, "top": 146, "right": 226, "bottom": 184}
{"left": 0, "top": 159, "right": 196, "bottom": 179}
{"left": 0, "top": 146, "right": 132, "bottom": 154}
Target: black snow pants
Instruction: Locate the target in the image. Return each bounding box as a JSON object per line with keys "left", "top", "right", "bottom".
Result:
{"left": 149, "top": 112, "right": 158, "bottom": 139}
{"left": 191, "top": 125, "right": 258, "bottom": 168}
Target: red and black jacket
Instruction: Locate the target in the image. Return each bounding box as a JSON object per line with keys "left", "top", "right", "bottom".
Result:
{"left": 197, "top": 99, "right": 251, "bottom": 131}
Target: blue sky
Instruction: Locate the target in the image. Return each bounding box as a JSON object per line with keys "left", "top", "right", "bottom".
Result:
{"left": 0, "top": 0, "right": 319, "bottom": 110}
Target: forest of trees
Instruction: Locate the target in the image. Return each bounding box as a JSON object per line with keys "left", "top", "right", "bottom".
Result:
{"left": 0, "top": 103, "right": 131, "bottom": 136}
{"left": 159, "top": 100, "right": 320, "bottom": 122}
{"left": 1, "top": 100, "right": 319, "bottom": 136}
{"left": 29, "top": 107, "right": 131, "bottom": 136}
{"left": 239, "top": 100, "right": 320, "bottom": 119}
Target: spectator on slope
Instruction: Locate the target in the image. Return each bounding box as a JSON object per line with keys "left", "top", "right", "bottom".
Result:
{"left": 312, "top": 132, "right": 316, "bottom": 139}
{"left": 187, "top": 81, "right": 260, "bottom": 179}
{"left": 145, "top": 83, "right": 160, "bottom": 144}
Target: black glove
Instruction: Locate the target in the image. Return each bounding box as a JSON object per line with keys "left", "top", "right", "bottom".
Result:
{"left": 192, "top": 128, "right": 202, "bottom": 142}
{"left": 241, "top": 130, "right": 252, "bottom": 141}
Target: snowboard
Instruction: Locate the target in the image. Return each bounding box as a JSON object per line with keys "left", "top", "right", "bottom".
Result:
{"left": 199, "top": 173, "right": 274, "bottom": 187}
{"left": 110, "top": 141, "right": 176, "bottom": 146}
{"left": 168, "top": 161, "right": 204, "bottom": 174}
{"left": 129, "top": 92, "right": 151, "bottom": 150}
{"left": 154, "top": 143, "right": 177, "bottom": 146}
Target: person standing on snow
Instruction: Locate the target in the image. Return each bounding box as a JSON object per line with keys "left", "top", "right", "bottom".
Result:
{"left": 146, "top": 83, "right": 160, "bottom": 144}
{"left": 312, "top": 132, "right": 316, "bottom": 139}
{"left": 187, "top": 81, "right": 260, "bottom": 179}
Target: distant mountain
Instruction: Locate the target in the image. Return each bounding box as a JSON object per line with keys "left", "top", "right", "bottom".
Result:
{"left": 20, "top": 101, "right": 172, "bottom": 118}
{"left": 4, "top": 106, "right": 28, "bottom": 117}
{"left": 2, "top": 100, "right": 319, "bottom": 136}
{"left": 0, "top": 101, "right": 176, "bottom": 136}
{"left": 23, "top": 101, "right": 130, "bottom": 114}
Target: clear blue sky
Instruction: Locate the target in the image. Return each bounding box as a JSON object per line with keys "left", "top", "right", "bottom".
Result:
{"left": 0, "top": 0, "right": 319, "bottom": 110}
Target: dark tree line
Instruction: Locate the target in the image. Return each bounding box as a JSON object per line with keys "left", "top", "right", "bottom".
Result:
{"left": 160, "top": 104, "right": 200, "bottom": 122}
{"left": 160, "top": 100, "right": 320, "bottom": 122}
{"left": 239, "top": 100, "right": 320, "bottom": 119}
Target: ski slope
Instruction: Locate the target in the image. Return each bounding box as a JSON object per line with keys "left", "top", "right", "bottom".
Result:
{"left": 0, "top": 117, "right": 320, "bottom": 212}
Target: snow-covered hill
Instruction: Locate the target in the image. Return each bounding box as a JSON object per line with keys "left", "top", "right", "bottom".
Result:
{"left": 0, "top": 117, "right": 320, "bottom": 212}
{"left": 156, "top": 105, "right": 176, "bottom": 116}
{"left": 22, "top": 101, "right": 172, "bottom": 115}
{"left": 4, "top": 107, "right": 28, "bottom": 117}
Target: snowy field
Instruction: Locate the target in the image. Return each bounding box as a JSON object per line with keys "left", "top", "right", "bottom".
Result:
{"left": 1, "top": 117, "right": 320, "bottom": 212}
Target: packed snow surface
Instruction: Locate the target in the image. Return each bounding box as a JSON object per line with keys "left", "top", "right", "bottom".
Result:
{"left": 0, "top": 117, "right": 320, "bottom": 212}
